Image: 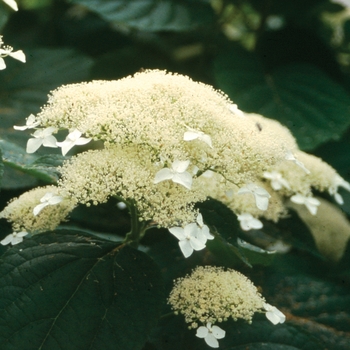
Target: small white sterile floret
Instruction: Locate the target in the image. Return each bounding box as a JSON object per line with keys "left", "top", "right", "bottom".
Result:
{"left": 14, "top": 114, "right": 40, "bottom": 130}
{"left": 154, "top": 160, "right": 193, "bottom": 189}
{"left": 2, "top": 0, "right": 18, "bottom": 11}
{"left": 329, "top": 175, "right": 350, "bottom": 205}
{"left": 263, "top": 171, "right": 290, "bottom": 191}
{"left": 183, "top": 127, "right": 213, "bottom": 148}
{"left": 196, "top": 323, "right": 226, "bottom": 348}
{"left": 237, "top": 213, "right": 263, "bottom": 231}
{"left": 0, "top": 231, "right": 28, "bottom": 246}
{"left": 33, "top": 192, "right": 63, "bottom": 216}
{"left": 169, "top": 223, "right": 206, "bottom": 258}
{"left": 285, "top": 151, "right": 310, "bottom": 174}
{"left": 56, "top": 129, "right": 92, "bottom": 156}
{"left": 26, "top": 127, "right": 58, "bottom": 153}
{"left": 196, "top": 213, "right": 214, "bottom": 243}
{"left": 263, "top": 303, "right": 286, "bottom": 325}
{"left": 238, "top": 184, "right": 271, "bottom": 211}
{"left": 0, "top": 36, "right": 25, "bottom": 70}
{"left": 290, "top": 193, "right": 320, "bottom": 215}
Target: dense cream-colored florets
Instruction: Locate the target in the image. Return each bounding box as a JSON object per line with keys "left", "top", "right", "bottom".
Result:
{"left": 0, "top": 186, "right": 75, "bottom": 233}
{"left": 168, "top": 266, "right": 265, "bottom": 328}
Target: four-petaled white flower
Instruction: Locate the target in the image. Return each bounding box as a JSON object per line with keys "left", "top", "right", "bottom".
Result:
{"left": 238, "top": 184, "right": 271, "bottom": 211}
{"left": 154, "top": 160, "right": 193, "bottom": 190}
{"left": 285, "top": 151, "right": 310, "bottom": 174}
{"left": 169, "top": 223, "right": 206, "bottom": 258}
{"left": 263, "top": 303, "right": 286, "bottom": 325}
{"left": 196, "top": 323, "right": 226, "bottom": 348}
{"left": 14, "top": 114, "right": 40, "bottom": 130}
{"left": 0, "top": 36, "right": 25, "bottom": 70}
{"left": 26, "top": 127, "right": 58, "bottom": 153}
{"left": 56, "top": 129, "right": 92, "bottom": 156}
{"left": 290, "top": 193, "right": 320, "bottom": 215}
{"left": 0, "top": 231, "right": 28, "bottom": 246}
{"left": 2, "top": 0, "right": 18, "bottom": 11}
{"left": 237, "top": 213, "right": 263, "bottom": 231}
{"left": 33, "top": 192, "right": 63, "bottom": 216}
{"left": 196, "top": 213, "right": 214, "bottom": 243}
{"left": 183, "top": 127, "right": 213, "bottom": 148}
{"left": 263, "top": 171, "right": 290, "bottom": 191}
{"left": 329, "top": 175, "right": 350, "bottom": 205}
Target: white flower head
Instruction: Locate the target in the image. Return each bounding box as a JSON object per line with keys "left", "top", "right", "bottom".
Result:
{"left": 196, "top": 213, "right": 214, "bottom": 243}
{"left": 0, "top": 231, "right": 28, "bottom": 246}
{"left": 0, "top": 35, "right": 25, "bottom": 70}
{"left": 263, "top": 303, "right": 286, "bottom": 325}
{"left": 14, "top": 114, "right": 40, "bottom": 131}
{"left": 238, "top": 183, "right": 271, "bottom": 211}
{"left": 33, "top": 192, "right": 63, "bottom": 216}
{"left": 26, "top": 127, "right": 58, "bottom": 153}
{"left": 237, "top": 213, "right": 263, "bottom": 231}
{"left": 183, "top": 127, "right": 213, "bottom": 148}
{"left": 2, "top": 0, "right": 18, "bottom": 11}
{"left": 169, "top": 222, "right": 206, "bottom": 258}
{"left": 263, "top": 171, "right": 290, "bottom": 191}
{"left": 329, "top": 175, "right": 350, "bottom": 205}
{"left": 154, "top": 159, "right": 193, "bottom": 190}
{"left": 56, "top": 129, "right": 92, "bottom": 156}
{"left": 285, "top": 150, "right": 310, "bottom": 174}
{"left": 196, "top": 323, "right": 225, "bottom": 348}
{"left": 290, "top": 193, "right": 320, "bottom": 215}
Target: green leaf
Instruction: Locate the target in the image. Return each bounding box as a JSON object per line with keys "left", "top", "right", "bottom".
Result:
{"left": 214, "top": 45, "right": 350, "bottom": 150}
{"left": 0, "top": 139, "right": 63, "bottom": 183}
{"left": 0, "top": 48, "right": 93, "bottom": 146}
{"left": 0, "top": 231, "right": 164, "bottom": 350}
{"left": 197, "top": 199, "right": 275, "bottom": 267}
{"left": 0, "top": 148, "right": 3, "bottom": 188}
{"left": 71, "top": 0, "right": 214, "bottom": 32}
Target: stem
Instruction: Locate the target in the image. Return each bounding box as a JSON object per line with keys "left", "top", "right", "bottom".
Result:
{"left": 121, "top": 198, "right": 148, "bottom": 248}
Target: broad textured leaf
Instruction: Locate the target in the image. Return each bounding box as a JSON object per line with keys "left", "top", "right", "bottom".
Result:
{"left": 214, "top": 45, "right": 350, "bottom": 150}
{"left": 198, "top": 199, "right": 275, "bottom": 266}
{"left": 0, "top": 231, "right": 164, "bottom": 350}
{"left": 0, "top": 139, "right": 63, "bottom": 183}
{"left": 71, "top": 0, "right": 214, "bottom": 32}
{"left": 0, "top": 48, "right": 93, "bottom": 144}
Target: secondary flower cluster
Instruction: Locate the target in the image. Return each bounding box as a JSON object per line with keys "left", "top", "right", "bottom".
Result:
{"left": 168, "top": 266, "right": 285, "bottom": 348}
{"left": 2, "top": 70, "right": 349, "bottom": 256}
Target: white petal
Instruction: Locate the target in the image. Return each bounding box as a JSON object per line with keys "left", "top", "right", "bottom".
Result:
{"left": 11, "top": 235, "right": 24, "bottom": 245}
{"left": 211, "top": 325, "right": 226, "bottom": 339}
{"left": 169, "top": 227, "right": 186, "bottom": 241}
{"left": 190, "top": 236, "right": 206, "bottom": 251}
{"left": 179, "top": 240, "right": 193, "bottom": 258}
{"left": 305, "top": 201, "right": 319, "bottom": 216}
{"left": 196, "top": 326, "right": 208, "bottom": 338}
{"left": 17, "top": 231, "right": 28, "bottom": 238}
{"left": 196, "top": 213, "right": 204, "bottom": 226}
{"left": 42, "top": 135, "right": 58, "bottom": 148}
{"left": 13, "top": 125, "right": 28, "bottom": 131}
{"left": 172, "top": 160, "right": 190, "bottom": 173}
{"left": 201, "top": 225, "right": 214, "bottom": 240}
{"left": 0, "top": 57, "right": 6, "bottom": 70}
{"left": 184, "top": 131, "right": 200, "bottom": 141}
{"left": 290, "top": 194, "right": 305, "bottom": 205}
{"left": 9, "top": 50, "right": 25, "bottom": 62}
{"left": 48, "top": 196, "right": 63, "bottom": 205}
{"left": 0, "top": 234, "right": 14, "bottom": 246}
{"left": 57, "top": 140, "right": 75, "bottom": 156}
{"left": 172, "top": 172, "right": 192, "bottom": 190}
{"left": 26, "top": 138, "right": 43, "bottom": 153}
{"left": 33, "top": 202, "right": 48, "bottom": 216}
{"left": 254, "top": 194, "right": 269, "bottom": 211}
{"left": 334, "top": 192, "right": 344, "bottom": 205}
{"left": 154, "top": 168, "right": 174, "bottom": 184}
{"left": 204, "top": 333, "right": 219, "bottom": 348}
{"left": 2, "top": 0, "right": 18, "bottom": 11}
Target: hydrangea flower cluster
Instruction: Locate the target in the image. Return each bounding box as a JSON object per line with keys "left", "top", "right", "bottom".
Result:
{"left": 1, "top": 70, "right": 348, "bottom": 254}
{"left": 168, "top": 266, "right": 285, "bottom": 348}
